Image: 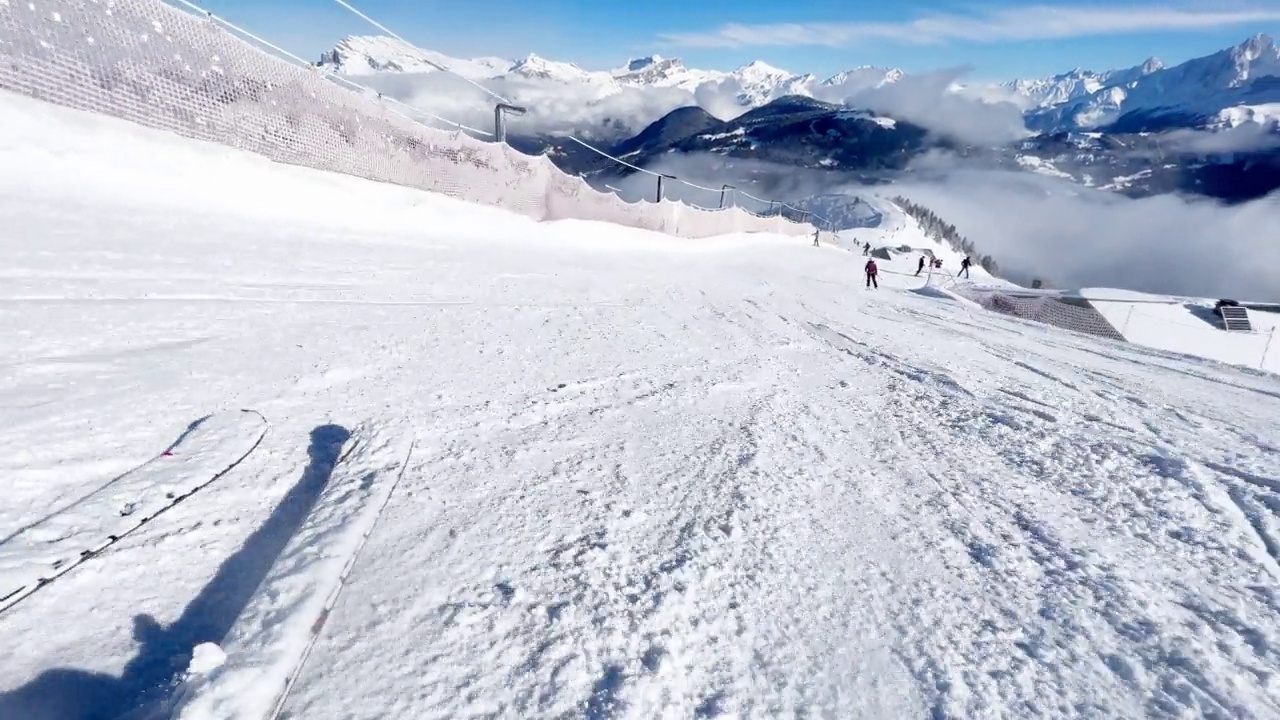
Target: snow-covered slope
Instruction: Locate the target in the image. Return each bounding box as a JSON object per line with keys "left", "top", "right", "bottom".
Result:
{"left": 1207, "top": 102, "right": 1280, "bottom": 129}
{"left": 834, "top": 194, "right": 1005, "bottom": 283}
{"left": 1080, "top": 288, "right": 1280, "bottom": 373}
{"left": 5, "top": 92, "right": 1280, "bottom": 720}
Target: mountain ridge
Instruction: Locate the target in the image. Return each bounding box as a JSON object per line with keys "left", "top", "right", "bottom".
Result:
{"left": 1025, "top": 33, "right": 1280, "bottom": 132}
{"left": 314, "top": 34, "right": 1280, "bottom": 203}
{"left": 316, "top": 34, "right": 905, "bottom": 114}
{"left": 317, "top": 33, "right": 1280, "bottom": 134}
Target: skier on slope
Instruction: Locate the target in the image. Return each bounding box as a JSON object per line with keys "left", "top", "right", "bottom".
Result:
{"left": 915, "top": 256, "right": 926, "bottom": 276}
{"left": 865, "top": 258, "right": 879, "bottom": 289}
{"left": 960, "top": 256, "right": 972, "bottom": 279}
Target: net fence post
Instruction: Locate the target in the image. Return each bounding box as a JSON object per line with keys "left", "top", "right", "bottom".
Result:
{"left": 1262, "top": 327, "right": 1275, "bottom": 370}
{"left": 493, "top": 103, "right": 526, "bottom": 143}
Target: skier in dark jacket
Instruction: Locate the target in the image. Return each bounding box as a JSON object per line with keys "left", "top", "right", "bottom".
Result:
{"left": 960, "top": 256, "right": 972, "bottom": 278}
{"left": 915, "top": 256, "right": 926, "bottom": 276}
{"left": 865, "top": 259, "right": 879, "bottom": 288}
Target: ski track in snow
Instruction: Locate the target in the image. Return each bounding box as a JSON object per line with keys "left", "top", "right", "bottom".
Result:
{"left": 1, "top": 94, "right": 1280, "bottom": 719}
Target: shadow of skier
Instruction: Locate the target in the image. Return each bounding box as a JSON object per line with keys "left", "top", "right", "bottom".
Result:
{"left": 0, "top": 424, "right": 351, "bottom": 720}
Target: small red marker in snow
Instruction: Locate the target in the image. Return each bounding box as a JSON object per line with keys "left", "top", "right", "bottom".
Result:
{"left": 162, "top": 449, "right": 174, "bottom": 456}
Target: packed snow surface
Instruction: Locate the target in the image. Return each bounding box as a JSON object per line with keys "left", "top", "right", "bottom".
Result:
{"left": 1081, "top": 289, "right": 1280, "bottom": 374}
{"left": 3, "top": 92, "right": 1280, "bottom": 720}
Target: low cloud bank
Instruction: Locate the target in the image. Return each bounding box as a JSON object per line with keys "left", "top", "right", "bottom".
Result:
{"left": 838, "top": 69, "right": 1032, "bottom": 146}
{"left": 343, "top": 65, "right": 1033, "bottom": 146}
{"left": 614, "top": 151, "right": 1280, "bottom": 301}
{"left": 353, "top": 71, "right": 695, "bottom": 140}
{"left": 888, "top": 164, "right": 1280, "bottom": 300}
{"left": 353, "top": 69, "right": 1280, "bottom": 301}
{"left": 604, "top": 153, "right": 849, "bottom": 213}
{"left": 1159, "top": 123, "right": 1280, "bottom": 155}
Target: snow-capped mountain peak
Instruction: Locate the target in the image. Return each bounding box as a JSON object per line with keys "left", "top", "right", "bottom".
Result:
{"left": 1010, "top": 56, "right": 1160, "bottom": 107}
{"left": 1004, "top": 69, "right": 1104, "bottom": 108}
{"left": 622, "top": 55, "right": 669, "bottom": 72}
{"left": 317, "top": 35, "right": 509, "bottom": 79}
{"left": 734, "top": 60, "right": 791, "bottom": 80}
{"left": 611, "top": 55, "right": 723, "bottom": 92}
{"left": 821, "top": 66, "right": 903, "bottom": 89}
{"left": 1139, "top": 57, "right": 1165, "bottom": 75}
{"left": 1226, "top": 33, "right": 1278, "bottom": 86}
{"left": 510, "top": 53, "right": 597, "bottom": 83}
{"left": 1021, "top": 32, "right": 1280, "bottom": 132}
{"left": 316, "top": 32, "right": 1280, "bottom": 143}
{"left": 724, "top": 61, "right": 820, "bottom": 107}
{"left": 315, "top": 34, "right": 911, "bottom": 114}
{"left": 1235, "top": 32, "right": 1276, "bottom": 61}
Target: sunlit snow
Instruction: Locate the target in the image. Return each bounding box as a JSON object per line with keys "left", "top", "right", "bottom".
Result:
{"left": 2, "top": 93, "right": 1279, "bottom": 720}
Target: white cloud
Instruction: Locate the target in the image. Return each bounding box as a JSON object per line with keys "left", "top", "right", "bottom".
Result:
{"left": 347, "top": 66, "right": 1037, "bottom": 148}
{"left": 1159, "top": 124, "right": 1280, "bottom": 154}
{"left": 601, "top": 152, "right": 846, "bottom": 214}
{"left": 659, "top": 4, "right": 1280, "bottom": 48}
{"left": 692, "top": 79, "right": 752, "bottom": 122}
{"left": 837, "top": 69, "right": 1032, "bottom": 145}
{"left": 883, "top": 165, "right": 1280, "bottom": 300}
{"left": 351, "top": 70, "right": 699, "bottom": 140}
{"left": 335, "top": 41, "right": 1037, "bottom": 147}
{"left": 596, "top": 149, "right": 1280, "bottom": 302}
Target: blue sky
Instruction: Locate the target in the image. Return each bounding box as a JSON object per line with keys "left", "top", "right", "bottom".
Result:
{"left": 194, "top": 0, "right": 1280, "bottom": 81}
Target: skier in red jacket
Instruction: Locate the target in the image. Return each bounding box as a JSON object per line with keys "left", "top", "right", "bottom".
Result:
{"left": 865, "top": 259, "right": 879, "bottom": 289}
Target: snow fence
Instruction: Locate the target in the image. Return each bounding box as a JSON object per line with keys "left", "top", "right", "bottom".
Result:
{"left": 0, "top": 0, "right": 822, "bottom": 241}
{"left": 947, "top": 284, "right": 1127, "bottom": 341}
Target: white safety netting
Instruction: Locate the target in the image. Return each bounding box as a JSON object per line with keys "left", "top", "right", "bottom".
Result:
{"left": 0, "top": 0, "right": 821, "bottom": 241}
{"left": 950, "top": 285, "right": 1127, "bottom": 341}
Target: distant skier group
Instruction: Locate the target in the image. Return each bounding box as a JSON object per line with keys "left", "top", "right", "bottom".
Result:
{"left": 855, "top": 242, "right": 971, "bottom": 290}
{"left": 914, "top": 255, "right": 943, "bottom": 276}
{"left": 909, "top": 253, "right": 970, "bottom": 278}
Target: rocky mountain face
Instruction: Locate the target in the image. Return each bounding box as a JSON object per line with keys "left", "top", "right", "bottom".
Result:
{"left": 1022, "top": 34, "right": 1280, "bottom": 133}
{"left": 1004, "top": 58, "right": 1164, "bottom": 110}
{"left": 605, "top": 97, "right": 937, "bottom": 177}
{"left": 561, "top": 96, "right": 1279, "bottom": 205}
